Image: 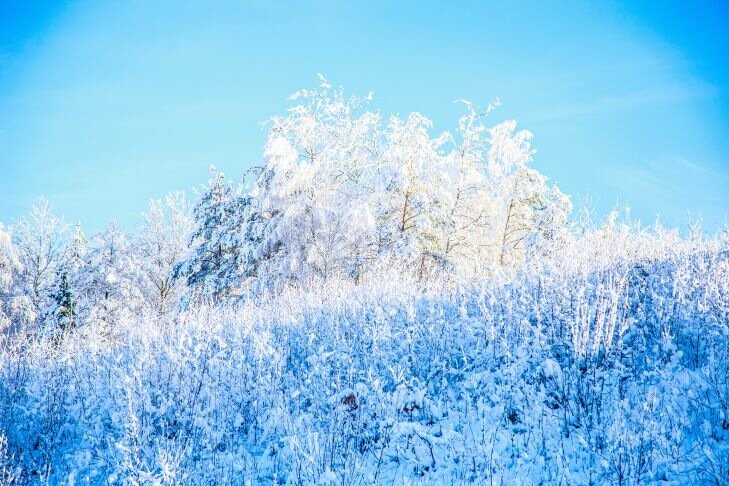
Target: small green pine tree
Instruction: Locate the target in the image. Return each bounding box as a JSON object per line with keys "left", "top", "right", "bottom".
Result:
{"left": 53, "top": 272, "right": 76, "bottom": 333}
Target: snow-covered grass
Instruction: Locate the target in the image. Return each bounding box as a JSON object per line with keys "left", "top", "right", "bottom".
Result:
{"left": 1, "top": 228, "right": 727, "bottom": 484}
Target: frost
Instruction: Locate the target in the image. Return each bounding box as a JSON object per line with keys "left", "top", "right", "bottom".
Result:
{"left": 0, "top": 81, "right": 727, "bottom": 484}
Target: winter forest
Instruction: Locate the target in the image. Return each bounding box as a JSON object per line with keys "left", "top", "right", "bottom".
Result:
{"left": 0, "top": 81, "right": 727, "bottom": 484}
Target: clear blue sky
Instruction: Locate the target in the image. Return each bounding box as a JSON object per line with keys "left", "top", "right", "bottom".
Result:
{"left": 1, "top": 0, "right": 727, "bottom": 233}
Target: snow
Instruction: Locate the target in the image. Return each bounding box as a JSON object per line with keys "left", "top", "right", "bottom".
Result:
{"left": 0, "top": 81, "right": 727, "bottom": 484}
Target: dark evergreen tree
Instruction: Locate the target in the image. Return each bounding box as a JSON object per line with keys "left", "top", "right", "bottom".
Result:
{"left": 50, "top": 272, "right": 76, "bottom": 333}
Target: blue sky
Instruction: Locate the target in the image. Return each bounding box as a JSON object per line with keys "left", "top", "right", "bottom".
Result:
{"left": 1, "top": 0, "right": 727, "bottom": 232}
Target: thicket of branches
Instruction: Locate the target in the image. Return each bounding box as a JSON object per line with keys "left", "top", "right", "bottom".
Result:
{"left": 0, "top": 80, "right": 727, "bottom": 484}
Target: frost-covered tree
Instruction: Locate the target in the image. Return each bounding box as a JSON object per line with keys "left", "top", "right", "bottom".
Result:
{"left": 252, "top": 81, "right": 382, "bottom": 282}
{"left": 73, "top": 223, "right": 141, "bottom": 328}
{"left": 377, "top": 112, "right": 453, "bottom": 277}
{"left": 237, "top": 79, "right": 571, "bottom": 285}
{"left": 437, "top": 102, "right": 496, "bottom": 273}
{"left": 68, "top": 223, "right": 88, "bottom": 271}
{"left": 135, "top": 192, "right": 193, "bottom": 314}
{"left": 11, "top": 198, "right": 68, "bottom": 323}
{"left": 486, "top": 121, "right": 572, "bottom": 266}
{"left": 175, "top": 169, "right": 230, "bottom": 297}
{"left": 36, "top": 222, "right": 88, "bottom": 336}
{"left": 0, "top": 223, "right": 19, "bottom": 298}
{"left": 0, "top": 222, "right": 24, "bottom": 332}
{"left": 176, "top": 169, "right": 260, "bottom": 300}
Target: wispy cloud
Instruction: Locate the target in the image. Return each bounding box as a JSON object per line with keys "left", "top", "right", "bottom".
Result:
{"left": 529, "top": 81, "right": 717, "bottom": 122}
{"left": 672, "top": 156, "right": 715, "bottom": 176}
{"left": 603, "top": 155, "right": 728, "bottom": 208}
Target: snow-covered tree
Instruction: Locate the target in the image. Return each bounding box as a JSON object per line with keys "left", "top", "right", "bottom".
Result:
{"left": 240, "top": 80, "right": 571, "bottom": 284}
{"left": 11, "top": 198, "right": 68, "bottom": 323}
{"left": 0, "top": 222, "right": 23, "bottom": 332}
{"left": 486, "top": 121, "right": 572, "bottom": 266}
{"left": 68, "top": 223, "right": 88, "bottom": 271}
{"left": 175, "top": 169, "right": 260, "bottom": 301}
{"left": 437, "top": 102, "right": 496, "bottom": 273}
{"left": 0, "top": 223, "right": 19, "bottom": 297}
{"left": 377, "top": 112, "right": 456, "bottom": 278}
{"left": 135, "top": 192, "right": 193, "bottom": 314}
{"left": 252, "top": 81, "right": 382, "bottom": 283}
{"left": 73, "top": 223, "right": 141, "bottom": 328}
